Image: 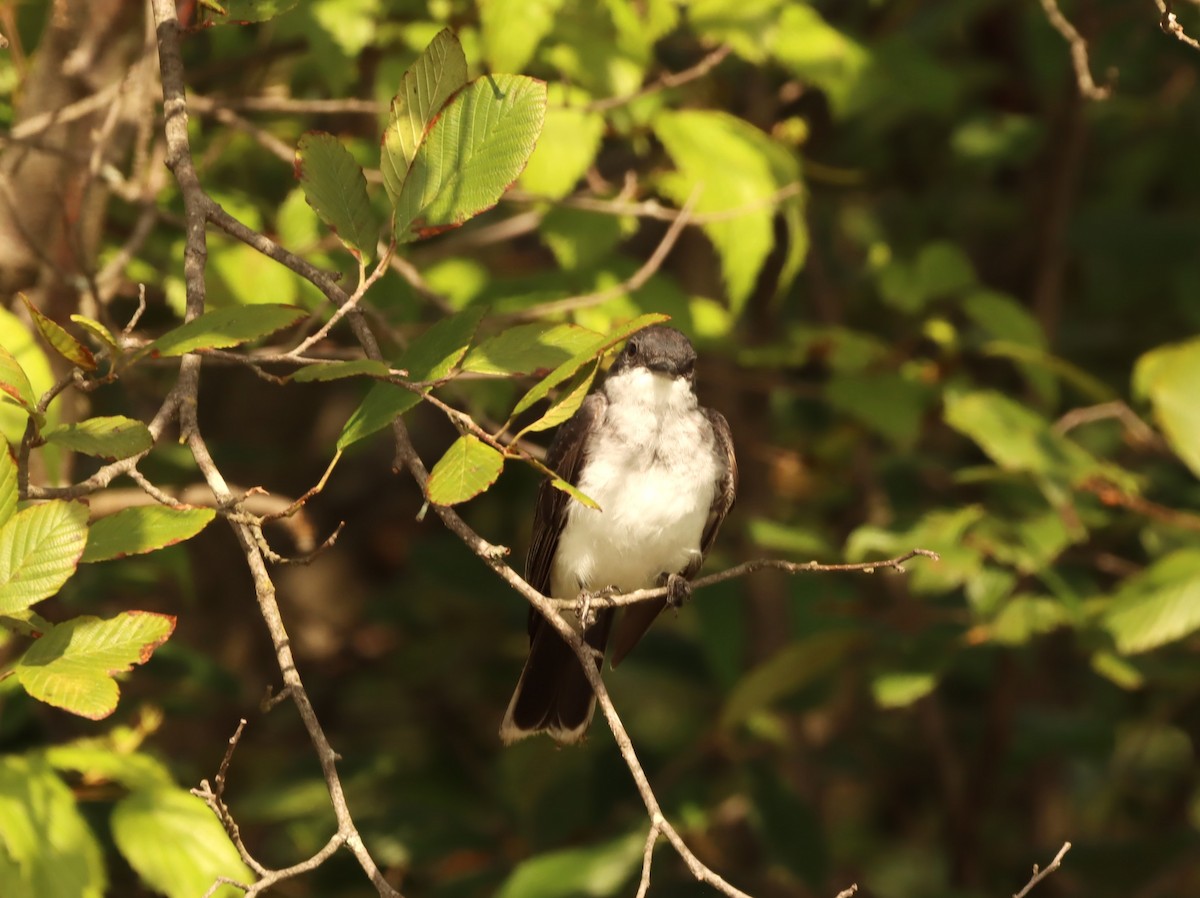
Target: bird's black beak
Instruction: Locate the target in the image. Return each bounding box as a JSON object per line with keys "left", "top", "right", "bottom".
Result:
{"left": 645, "top": 355, "right": 693, "bottom": 378}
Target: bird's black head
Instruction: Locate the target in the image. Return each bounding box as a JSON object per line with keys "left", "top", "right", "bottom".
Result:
{"left": 609, "top": 325, "right": 697, "bottom": 381}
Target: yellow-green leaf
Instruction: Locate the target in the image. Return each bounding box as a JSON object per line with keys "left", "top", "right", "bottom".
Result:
{"left": 462, "top": 322, "right": 599, "bottom": 376}
{"left": 426, "top": 435, "right": 505, "bottom": 506}
{"left": 296, "top": 131, "right": 377, "bottom": 261}
{"left": 0, "top": 342, "right": 35, "bottom": 411}
{"left": 82, "top": 506, "right": 217, "bottom": 563}
{"left": 20, "top": 294, "right": 97, "bottom": 371}
{"left": 517, "top": 361, "right": 598, "bottom": 437}
{"left": 15, "top": 612, "right": 176, "bottom": 719}
{"left": 144, "top": 305, "right": 307, "bottom": 357}
{"left": 290, "top": 359, "right": 391, "bottom": 382}
{"left": 871, "top": 671, "right": 937, "bottom": 708}
{"left": 0, "top": 500, "right": 89, "bottom": 615}
{"left": 1104, "top": 549, "right": 1200, "bottom": 654}
{"left": 70, "top": 314, "right": 120, "bottom": 355}
{"left": 1134, "top": 337, "right": 1200, "bottom": 480}
{"left": 42, "top": 416, "right": 153, "bottom": 461}
{"left": 0, "top": 444, "right": 16, "bottom": 528}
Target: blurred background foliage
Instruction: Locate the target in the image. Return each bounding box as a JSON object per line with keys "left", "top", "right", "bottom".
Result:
{"left": 2, "top": 0, "right": 1200, "bottom": 896}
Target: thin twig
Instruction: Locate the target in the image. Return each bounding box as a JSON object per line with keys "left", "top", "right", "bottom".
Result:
{"left": 1035, "top": 0, "right": 1114, "bottom": 99}
{"left": 1013, "top": 842, "right": 1072, "bottom": 898}
{"left": 1153, "top": 0, "right": 1200, "bottom": 49}
{"left": 585, "top": 45, "right": 732, "bottom": 112}
{"left": 634, "top": 824, "right": 660, "bottom": 898}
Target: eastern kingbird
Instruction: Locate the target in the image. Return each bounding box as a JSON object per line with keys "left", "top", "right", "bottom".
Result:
{"left": 500, "top": 325, "right": 737, "bottom": 745}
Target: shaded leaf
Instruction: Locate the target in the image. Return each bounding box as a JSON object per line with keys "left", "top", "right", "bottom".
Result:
{"left": 42, "top": 416, "right": 153, "bottom": 461}
{"left": 519, "top": 87, "right": 604, "bottom": 200}
{"left": 495, "top": 829, "right": 644, "bottom": 898}
{"left": 144, "top": 305, "right": 307, "bottom": 357}
{"left": 0, "top": 343, "right": 35, "bottom": 411}
{"left": 338, "top": 306, "right": 486, "bottom": 450}
{"left": 15, "top": 612, "right": 176, "bottom": 719}
{"left": 426, "top": 436, "right": 505, "bottom": 505}
{"left": 20, "top": 295, "right": 96, "bottom": 371}
{"left": 0, "top": 756, "right": 106, "bottom": 898}
{"left": 1105, "top": 549, "right": 1200, "bottom": 654}
{"left": 199, "top": 0, "right": 298, "bottom": 25}
{"left": 381, "top": 28, "right": 469, "bottom": 204}
{"left": 82, "top": 506, "right": 217, "bottom": 563}
{"left": 394, "top": 75, "right": 547, "bottom": 241}
{"left": 462, "top": 322, "right": 599, "bottom": 376}
{"left": 291, "top": 359, "right": 391, "bottom": 382}
{"left": 511, "top": 313, "right": 668, "bottom": 417}
{"left": 0, "top": 501, "right": 89, "bottom": 614}
{"left": 296, "top": 131, "right": 377, "bottom": 260}
{"left": 112, "top": 787, "right": 252, "bottom": 898}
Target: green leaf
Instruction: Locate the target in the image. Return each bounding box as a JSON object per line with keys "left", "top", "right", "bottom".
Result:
{"left": 15, "top": 612, "right": 176, "bottom": 719}
{"left": 337, "top": 306, "right": 486, "bottom": 450}
{"left": 519, "top": 88, "right": 604, "bottom": 200}
{"left": 987, "top": 595, "right": 1070, "bottom": 646}
{"left": 1133, "top": 337, "right": 1200, "bottom": 480}
{"left": 720, "top": 631, "right": 860, "bottom": 731}
{"left": 45, "top": 739, "right": 176, "bottom": 790}
{"left": 0, "top": 501, "right": 89, "bottom": 614}
{"left": 394, "top": 74, "right": 548, "bottom": 242}
{"left": 517, "top": 361, "right": 598, "bottom": 436}
{"left": 878, "top": 241, "right": 976, "bottom": 313}
{"left": 826, "top": 371, "right": 933, "bottom": 449}
{"left": 0, "top": 342, "right": 35, "bottom": 411}
{"left": 871, "top": 671, "right": 937, "bottom": 709}
{"left": 144, "top": 305, "right": 307, "bottom": 357}
{"left": 549, "top": 477, "right": 600, "bottom": 511}
{"left": 426, "top": 436, "right": 505, "bottom": 505}
{"left": 69, "top": 314, "right": 120, "bottom": 356}
{"left": 381, "top": 28, "right": 469, "bottom": 205}
{"left": 462, "top": 322, "right": 599, "bottom": 376}
{"left": 199, "top": 0, "right": 298, "bottom": 24}
{"left": 1104, "top": 549, "right": 1200, "bottom": 654}
{"left": 654, "top": 109, "right": 805, "bottom": 312}
{"left": 771, "top": 3, "right": 872, "bottom": 118}
{"left": 41, "top": 416, "right": 153, "bottom": 461}
{"left": 19, "top": 295, "right": 97, "bottom": 371}
{"left": 291, "top": 359, "right": 391, "bottom": 382}
{"left": 0, "top": 755, "right": 106, "bottom": 898}
{"left": 82, "top": 506, "right": 217, "bottom": 563}
{"left": 0, "top": 445, "right": 16, "bottom": 528}
{"left": 480, "top": 0, "right": 563, "bottom": 74}
{"left": 112, "top": 787, "right": 252, "bottom": 898}
{"left": 495, "top": 829, "right": 645, "bottom": 898}
{"left": 511, "top": 313, "right": 668, "bottom": 417}
{"left": 296, "top": 132, "right": 377, "bottom": 261}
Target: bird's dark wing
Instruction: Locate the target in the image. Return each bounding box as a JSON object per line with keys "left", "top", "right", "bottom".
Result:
{"left": 525, "top": 391, "right": 607, "bottom": 617}
{"left": 610, "top": 406, "right": 737, "bottom": 666}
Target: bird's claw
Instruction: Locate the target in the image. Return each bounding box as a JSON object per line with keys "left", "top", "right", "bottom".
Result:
{"left": 575, "top": 585, "right": 617, "bottom": 628}
{"left": 660, "top": 572, "right": 692, "bottom": 609}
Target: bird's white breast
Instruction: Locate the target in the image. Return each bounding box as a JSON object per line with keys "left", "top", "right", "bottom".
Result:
{"left": 550, "top": 369, "right": 722, "bottom": 598}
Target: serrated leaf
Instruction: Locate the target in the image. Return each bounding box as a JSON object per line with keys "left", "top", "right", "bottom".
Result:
{"left": 70, "top": 314, "right": 120, "bottom": 355}
{"left": 0, "top": 756, "right": 106, "bottom": 898}
{"left": 426, "top": 435, "right": 505, "bottom": 505}
{"left": 112, "top": 787, "right": 252, "bottom": 898}
{"left": 0, "top": 342, "right": 35, "bottom": 411}
{"left": 654, "top": 109, "right": 805, "bottom": 312}
{"left": 462, "top": 322, "right": 600, "bottom": 376}
{"left": 0, "top": 445, "right": 16, "bottom": 527}
{"left": 296, "top": 132, "right": 377, "bottom": 261}
{"left": 1133, "top": 338, "right": 1200, "bottom": 480}
{"left": 42, "top": 416, "right": 153, "bottom": 461}
{"left": 1104, "top": 549, "right": 1200, "bottom": 654}
{"left": 143, "top": 305, "right": 307, "bottom": 358}
{"left": 0, "top": 501, "right": 88, "bottom": 614}
{"left": 199, "top": 0, "right": 298, "bottom": 24}
{"left": 495, "top": 829, "right": 644, "bottom": 898}
{"left": 19, "top": 294, "right": 96, "bottom": 371}
{"left": 337, "top": 306, "right": 486, "bottom": 450}
{"left": 15, "top": 612, "right": 175, "bottom": 718}
{"left": 82, "top": 506, "right": 217, "bottom": 563}
{"left": 511, "top": 313, "right": 669, "bottom": 417}
{"left": 517, "top": 361, "right": 598, "bottom": 436}
{"left": 381, "top": 28, "right": 469, "bottom": 204}
{"left": 290, "top": 359, "right": 391, "bottom": 382}
{"left": 394, "top": 75, "right": 547, "bottom": 241}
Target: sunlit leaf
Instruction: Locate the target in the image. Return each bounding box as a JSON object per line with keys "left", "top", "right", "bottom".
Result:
{"left": 144, "top": 305, "right": 307, "bottom": 357}
{"left": 394, "top": 75, "right": 547, "bottom": 241}
{"left": 0, "top": 445, "right": 16, "bottom": 528}
{"left": 82, "top": 506, "right": 217, "bottom": 563}
{"left": 42, "top": 416, "right": 153, "bottom": 461}
{"left": 1133, "top": 337, "right": 1200, "bottom": 480}
{"left": 19, "top": 295, "right": 96, "bottom": 371}
{"left": 520, "top": 87, "right": 604, "bottom": 200}
{"left": 480, "top": 0, "right": 563, "bottom": 74}
{"left": 495, "top": 829, "right": 644, "bottom": 898}
{"left": 0, "top": 342, "right": 35, "bottom": 411}
{"left": 1105, "top": 549, "right": 1200, "bottom": 654}
{"left": 0, "top": 501, "right": 89, "bottom": 614}
{"left": 15, "top": 612, "right": 176, "bottom": 719}
{"left": 517, "top": 361, "right": 598, "bottom": 436}
{"left": 296, "top": 131, "right": 377, "bottom": 260}
{"left": 381, "top": 28, "right": 469, "bottom": 205}
{"left": 426, "top": 435, "right": 505, "bottom": 505}
{"left": 112, "top": 787, "right": 252, "bottom": 898}
{"left": 871, "top": 671, "right": 937, "bottom": 708}
{"left": 462, "top": 322, "right": 599, "bottom": 376}
{"left": 69, "top": 315, "right": 120, "bottom": 356}
{"left": 198, "top": 0, "right": 298, "bottom": 25}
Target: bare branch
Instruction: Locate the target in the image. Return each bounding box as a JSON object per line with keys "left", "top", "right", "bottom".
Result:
{"left": 1013, "top": 842, "right": 1072, "bottom": 898}
{"left": 1035, "top": 0, "right": 1114, "bottom": 99}
{"left": 1153, "top": 0, "right": 1200, "bottom": 49}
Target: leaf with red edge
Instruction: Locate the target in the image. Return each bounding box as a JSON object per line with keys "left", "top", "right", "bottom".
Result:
{"left": 0, "top": 342, "right": 36, "bottom": 411}
{"left": 14, "top": 612, "right": 176, "bottom": 719}
{"left": 20, "top": 294, "right": 97, "bottom": 371}
{"left": 82, "top": 506, "right": 217, "bottom": 563}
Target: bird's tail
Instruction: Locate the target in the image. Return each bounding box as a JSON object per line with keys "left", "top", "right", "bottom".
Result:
{"left": 499, "top": 610, "right": 612, "bottom": 745}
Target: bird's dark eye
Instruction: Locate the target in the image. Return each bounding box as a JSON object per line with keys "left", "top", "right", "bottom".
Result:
{"left": 626, "top": 339, "right": 639, "bottom": 354}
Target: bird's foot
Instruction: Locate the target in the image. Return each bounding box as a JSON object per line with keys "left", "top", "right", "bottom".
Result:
{"left": 659, "top": 572, "right": 692, "bottom": 609}
{"left": 575, "top": 585, "right": 617, "bottom": 629}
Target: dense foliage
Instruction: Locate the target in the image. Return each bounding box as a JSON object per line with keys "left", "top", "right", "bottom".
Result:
{"left": 1, "top": 1, "right": 1199, "bottom": 897}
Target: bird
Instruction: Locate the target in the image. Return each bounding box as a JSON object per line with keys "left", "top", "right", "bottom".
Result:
{"left": 499, "top": 325, "right": 737, "bottom": 745}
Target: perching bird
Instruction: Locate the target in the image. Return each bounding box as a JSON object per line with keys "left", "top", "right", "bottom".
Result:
{"left": 500, "top": 325, "right": 737, "bottom": 744}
